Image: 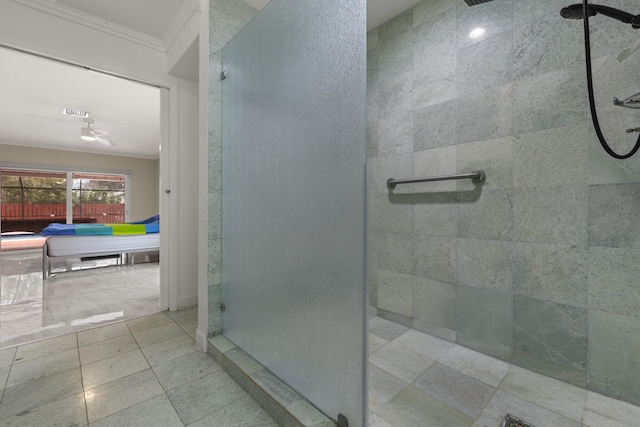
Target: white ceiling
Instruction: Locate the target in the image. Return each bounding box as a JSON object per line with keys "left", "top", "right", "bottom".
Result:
{"left": 0, "top": 0, "right": 420, "bottom": 160}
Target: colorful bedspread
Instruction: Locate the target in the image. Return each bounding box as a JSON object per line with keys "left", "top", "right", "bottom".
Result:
{"left": 42, "top": 215, "right": 159, "bottom": 236}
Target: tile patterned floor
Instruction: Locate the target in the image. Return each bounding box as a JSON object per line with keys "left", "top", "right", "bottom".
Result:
{"left": 0, "top": 252, "right": 160, "bottom": 348}
{"left": 368, "top": 315, "right": 640, "bottom": 427}
{"left": 0, "top": 308, "right": 278, "bottom": 427}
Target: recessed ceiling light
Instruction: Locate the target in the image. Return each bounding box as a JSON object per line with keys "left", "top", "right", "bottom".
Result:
{"left": 469, "top": 28, "right": 486, "bottom": 39}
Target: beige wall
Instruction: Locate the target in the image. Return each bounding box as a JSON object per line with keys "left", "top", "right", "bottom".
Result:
{"left": 0, "top": 143, "right": 159, "bottom": 221}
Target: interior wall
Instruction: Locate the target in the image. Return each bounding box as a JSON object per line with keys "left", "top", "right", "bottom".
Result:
{"left": 367, "top": 0, "right": 640, "bottom": 405}
{"left": 0, "top": 0, "right": 209, "bottom": 314}
{"left": 207, "top": 0, "right": 257, "bottom": 334}
{"left": 0, "top": 143, "right": 159, "bottom": 221}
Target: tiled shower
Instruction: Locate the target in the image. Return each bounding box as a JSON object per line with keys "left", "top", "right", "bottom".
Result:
{"left": 367, "top": 0, "right": 640, "bottom": 406}
{"left": 208, "top": 0, "right": 640, "bottom": 424}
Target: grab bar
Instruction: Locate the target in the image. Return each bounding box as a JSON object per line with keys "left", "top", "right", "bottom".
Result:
{"left": 387, "top": 170, "right": 485, "bottom": 189}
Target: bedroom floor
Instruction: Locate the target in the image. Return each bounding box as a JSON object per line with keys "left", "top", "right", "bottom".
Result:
{"left": 0, "top": 251, "right": 161, "bottom": 349}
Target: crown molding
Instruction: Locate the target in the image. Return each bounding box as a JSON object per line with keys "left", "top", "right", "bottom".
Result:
{"left": 163, "top": 0, "right": 202, "bottom": 51}
{"left": 12, "top": 0, "right": 166, "bottom": 52}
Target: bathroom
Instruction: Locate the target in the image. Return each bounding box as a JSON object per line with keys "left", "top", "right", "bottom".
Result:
{"left": 209, "top": 0, "right": 640, "bottom": 426}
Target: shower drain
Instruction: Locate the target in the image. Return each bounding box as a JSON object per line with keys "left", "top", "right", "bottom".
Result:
{"left": 500, "top": 414, "right": 535, "bottom": 427}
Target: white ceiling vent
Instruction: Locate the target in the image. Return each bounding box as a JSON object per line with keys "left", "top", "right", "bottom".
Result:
{"left": 62, "top": 108, "right": 89, "bottom": 118}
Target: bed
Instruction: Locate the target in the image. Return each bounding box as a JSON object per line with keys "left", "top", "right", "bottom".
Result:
{"left": 41, "top": 215, "right": 159, "bottom": 279}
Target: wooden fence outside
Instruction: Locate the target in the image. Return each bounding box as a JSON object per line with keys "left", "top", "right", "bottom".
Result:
{"left": 1, "top": 203, "right": 125, "bottom": 224}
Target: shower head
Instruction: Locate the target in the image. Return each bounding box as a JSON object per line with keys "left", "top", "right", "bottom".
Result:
{"left": 560, "top": 3, "right": 640, "bottom": 28}
{"left": 464, "top": 0, "right": 494, "bottom": 6}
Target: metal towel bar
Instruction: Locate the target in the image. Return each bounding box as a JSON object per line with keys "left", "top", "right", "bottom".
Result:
{"left": 387, "top": 170, "right": 485, "bottom": 189}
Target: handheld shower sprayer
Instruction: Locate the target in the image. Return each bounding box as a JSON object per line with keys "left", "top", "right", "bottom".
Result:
{"left": 560, "top": 4, "right": 640, "bottom": 27}
{"left": 561, "top": 1, "right": 640, "bottom": 159}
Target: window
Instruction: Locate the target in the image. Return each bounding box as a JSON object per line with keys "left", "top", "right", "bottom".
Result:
{"left": 1, "top": 168, "right": 129, "bottom": 244}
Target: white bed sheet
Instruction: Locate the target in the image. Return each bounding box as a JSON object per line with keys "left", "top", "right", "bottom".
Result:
{"left": 46, "top": 234, "right": 160, "bottom": 257}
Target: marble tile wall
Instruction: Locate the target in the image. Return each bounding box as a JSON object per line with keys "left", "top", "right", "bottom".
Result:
{"left": 208, "top": 0, "right": 258, "bottom": 334}
{"left": 367, "top": 0, "right": 640, "bottom": 405}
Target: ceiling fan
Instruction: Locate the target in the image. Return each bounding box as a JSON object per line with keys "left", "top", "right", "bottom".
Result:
{"left": 80, "top": 118, "right": 115, "bottom": 146}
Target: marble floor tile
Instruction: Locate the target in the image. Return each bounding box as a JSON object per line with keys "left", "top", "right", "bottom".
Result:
{"left": 7, "top": 347, "right": 79, "bottom": 388}
{"left": 438, "top": 345, "right": 510, "bottom": 387}
{"left": 369, "top": 316, "right": 410, "bottom": 341}
{"left": 369, "top": 333, "right": 389, "bottom": 354}
{"left": 377, "top": 386, "right": 475, "bottom": 427}
{"left": 152, "top": 350, "right": 221, "bottom": 391}
{"left": 85, "top": 368, "right": 164, "bottom": 423}
{"left": 370, "top": 341, "right": 435, "bottom": 384}
{"left": 167, "top": 369, "right": 247, "bottom": 425}
{"left": 392, "top": 328, "right": 455, "bottom": 360}
{"left": 131, "top": 321, "right": 186, "bottom": 348}
{"left": 369, "top": 364, "right": 410, "bottom": 414}
{"left": 90, "top": 394, "right": 183, "bottom": 427}
{"left": 0, "top": 365, "right": 10, "bottom": 391}
{"left": 13, "top": 333, "right": 77, "bottom": 363}
{"left": 0, "top": 255, "right": 160, "bottom": 349}
{"left": 77, "top": 322, "right": 131, "bottom": 347}
{"left": 187, "top": 395, "right": 279, "bottom": 427}
{"left": 0, "top": 392, "right": 87, "bottom": 427}
{"left": 166, "top": 307, "right": 197, "bottom": 324}
{"left": 0, "top": 367, "right": 83, "bottom": 419}
{"left": 582, "top": 391, "right": 640, "bottom": 427}
{"left": 126, "top": 311, "right": 173, "bottom": 333}
{"left": 79, "top": 333, "right": 138, "bottom": 365}
{"left": 140, "top": 334, "right": 198, "bottom": 367}
{"left": 414, "top": 363, "right": 496, "bottom": 418}
{"left": 81, "top": 348, "right": 149, "bottom": 390}
{"left": 0, "top": 347, "right": 16, "bottom": 368}
{"left": 498, "top": 365, "right": 587, "bottom": 422}
{"left": 473, "top": 389, "right": 580, "bottom": 427}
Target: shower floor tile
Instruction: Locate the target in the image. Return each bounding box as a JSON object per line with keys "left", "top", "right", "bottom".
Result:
{"left": 368, "top": 315, "right": 640, "bottom": 427}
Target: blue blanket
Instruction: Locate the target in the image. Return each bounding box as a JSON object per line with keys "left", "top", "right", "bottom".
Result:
{"left": 42, "top": 215, "right": 159, "bottom": 236}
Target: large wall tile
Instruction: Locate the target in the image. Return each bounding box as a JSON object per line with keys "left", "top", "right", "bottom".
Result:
{"left": 414, "top": 235, "right": 457, "bottom": 284}
{"left": 455, "top": 0, "right": 513, "bottom": 50}
{"left": 588, "top": 246, "right": 640, "bottom": 317}
{"left": 413, "top": 8, "right": 457, "bottom": 82}
{"left": 457, "top": 286, "right": 512, "bottom": 349}
{"left": 413, "top": 146, "right": 457, "bottom": 192}
{"left": 378, "top": 30, "right": 414, "bottom": 83}
{"left": 413, "top": 100, "right": 458, "bottom": 151}
{"left": 377, "top": 233, "right": 414, "bottom": 275}
{"left": 378, "top": 112, "right": 414, "bottom": 157}
{"left": 589, "top": 183, "right": 640, "bottom": 248}
{"left": 589, "top": 372, "right": 640, "bottom": 407}
{"left": 378, "top": 9, "right": 413, "bottom": 43}
{"left": 513, "top": 296, "right": 588, "bottom": 372}
{"left": 513, "top": 68, "right": 586, "bottom": 135}
{"left": 377, "top": 270, "right": 414, "bottom": 318}
{"left": 590, "top": 310, "right": 640, "bottom": 388}
{"left": 513, "top": 124, "right": 587, "bottom": 188}
{"left": 512, "top": 242, "right": 587, "bottom": 308}
{"left": 413, "top": 192, "right": 458, "bottom": 237}
{"left": 513, "top": 12, "right": 583, "bottom": 79}
{"left": 375, "top": 154, "right": 414, "bottom": 195}
{"left": 378, "top": 72, "right": 413, "bottom": 118}
{"left": 457, "top": 31, "right": 513, "bottom": 96}
{"left": 456, "top": 136, "right": 513, "bottom": 191}
{"left": 512, "top": 351, "right": 587, "bottom": 389}
{"left": 413, "top": 277, "right": 456, "bottom": 330}
{"left": 412, "top": 75, "right": 457, "bottom": 111}
{"left": 370, "top": 194, "right": 413, "bottom": 236}
{"left": 413, "top": 0, "right": 458, "bottom": 28}
{"left": 456, "top": 84, "right": 513, "bottom": 144}
{"left": 457, "top": 188, "right": 513, "bottom": 241}
{"left": 458, "top": 238, "right": 512, "bottom": 293}
{"left": 512, "top": 186, "right": 588, "bottom": 245}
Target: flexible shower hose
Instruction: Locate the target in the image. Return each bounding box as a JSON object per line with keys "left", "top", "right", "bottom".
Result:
{"left": 582, "top": 0, "right": 640, "bottom": 159}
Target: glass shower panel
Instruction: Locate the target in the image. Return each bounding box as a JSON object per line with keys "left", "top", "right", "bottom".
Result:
{"left": 221, "top": 0, "right": 367, "bottom": 425}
